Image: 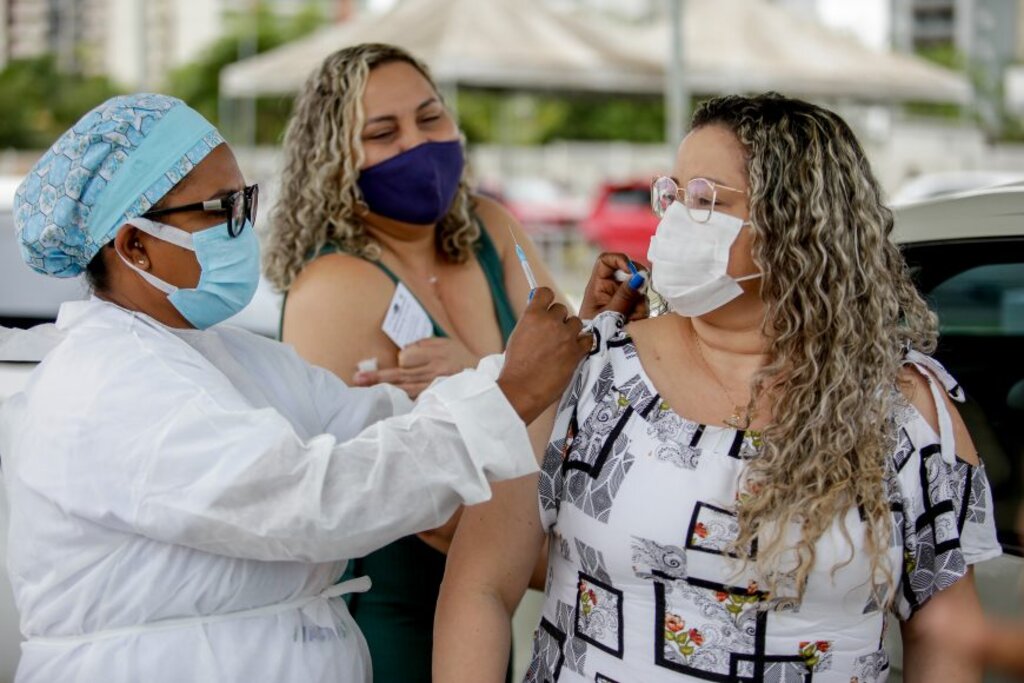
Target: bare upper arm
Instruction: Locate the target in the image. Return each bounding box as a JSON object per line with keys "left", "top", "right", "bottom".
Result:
{"left": 899, "top": 568, "right": 985, "bottom": 682}
{"left": 282, "top": 253, "right": 398, "bottom": 383}
{"left": 472, "top": 194, "right": 571, "bottom": 316}
{"left": 899, "top": 365, "right": 980, "bottom": 466}
{"left": 444, "top": 471, "right": 546, "bottom": 613}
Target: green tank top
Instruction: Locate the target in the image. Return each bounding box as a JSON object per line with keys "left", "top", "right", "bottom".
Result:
{"left": 281, "top": 219, "right": 518, "bottom": 682}
{"left": 287, "top": 219, "right": 517, "bottom": 343}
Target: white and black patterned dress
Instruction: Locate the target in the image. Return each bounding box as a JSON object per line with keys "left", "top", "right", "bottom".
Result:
{"left": 526, "top": 312, "right": 1000, "bottom": 683}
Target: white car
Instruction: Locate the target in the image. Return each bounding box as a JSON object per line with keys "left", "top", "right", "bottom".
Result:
{"left": 891, "top": 170, "right": 1024, "bottom": 205}
{"left": 887, "top": 183, "right": 1024, "bottom": 681}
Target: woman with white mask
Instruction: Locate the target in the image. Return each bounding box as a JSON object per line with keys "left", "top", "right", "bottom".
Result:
{"left": 434, "top": 93, "right": 998, "bottom": 682}
{"left": 0, "top": 93, "right": 599, "bottom": 683}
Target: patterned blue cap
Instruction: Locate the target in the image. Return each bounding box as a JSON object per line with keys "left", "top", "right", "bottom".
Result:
{"left": 14, "top": 93, "right": 225, "bottom": 277}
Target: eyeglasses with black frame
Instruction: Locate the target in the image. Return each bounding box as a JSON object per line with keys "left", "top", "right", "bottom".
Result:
{"left": 142, "top": 184, "right": 259, "bottom": 238}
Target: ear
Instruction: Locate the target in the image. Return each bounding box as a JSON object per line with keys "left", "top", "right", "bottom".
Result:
{"left": 112, "top": 225, "right": 150, "bottom": 270}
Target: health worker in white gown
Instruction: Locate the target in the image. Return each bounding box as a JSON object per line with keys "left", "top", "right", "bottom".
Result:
{"left": 0, "top": 93, "right": 594, "bottom": 682}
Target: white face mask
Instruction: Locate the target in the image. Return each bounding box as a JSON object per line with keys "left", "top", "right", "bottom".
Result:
{"left": 646, "top": 201, "right": 761, "bottom": 317}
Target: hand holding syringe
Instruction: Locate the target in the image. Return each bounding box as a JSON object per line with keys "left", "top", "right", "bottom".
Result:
{"left": 509, "top": 226, "right": 540, "bottom": 301}
{"left": 509, "top": 226, "right": 647, "bottom": 321}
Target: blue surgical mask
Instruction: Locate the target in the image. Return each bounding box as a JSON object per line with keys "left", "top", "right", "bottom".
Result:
{"left": 357, "top": 139, "right": 465, "bottom": 225}
{"left": 119, "top": 216, "right": 260, "bottom": 329}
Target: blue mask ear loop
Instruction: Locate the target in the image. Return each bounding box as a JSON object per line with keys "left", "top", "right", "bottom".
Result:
{"left": 116, "top": 217, "right": 196, "bottom": 295}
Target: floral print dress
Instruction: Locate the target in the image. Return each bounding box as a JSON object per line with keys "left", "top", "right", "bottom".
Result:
{"left": 527, "top": 313, "right": 1000, "bottom": 683}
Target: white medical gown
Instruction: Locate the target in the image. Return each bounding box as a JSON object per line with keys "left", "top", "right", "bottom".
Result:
{"left": 0, "top": 299, "right": 537, "bottom": 682}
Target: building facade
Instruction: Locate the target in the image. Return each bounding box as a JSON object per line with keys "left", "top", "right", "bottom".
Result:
{"left": 890, "top": 0, "right": 1024, "bottom": 125}
{"left": 103, "top": 0, "right": 224, "bottom": 90}
{"left": 890, "top": 0, "right": 1024, "bottom": 60}
{"left": 2, "top": 0, "right": 109, "bottom": 72}
{"left": 0, "top": 0, "right": 341, "bottom": 87}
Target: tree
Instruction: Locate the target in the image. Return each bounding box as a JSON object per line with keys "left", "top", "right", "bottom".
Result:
{"left": 166, "top": 1, "right": 326, "bottom": 145}
{"left": 0, "top": 56, "right": 122, "bottom": 149}
{"left": 457, "top": 91, "right": 666, "bottom": 145}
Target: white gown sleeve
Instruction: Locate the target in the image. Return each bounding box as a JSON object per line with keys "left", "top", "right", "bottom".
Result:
{"left": 137, "top": 356, "right": 534, "bottom": 562}
{"left": 305, "top": 360, "right": 413, "bottom": 439}
{"left": 11, "top": 334, "right": 536, "bottom": 564}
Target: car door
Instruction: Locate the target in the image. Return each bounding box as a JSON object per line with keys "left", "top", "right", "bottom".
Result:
{"left": 903, "top": 236, "right": 1024, "bottom": 558}
{"left": 888, "top": 235, "right": 1024, "bottom": 682}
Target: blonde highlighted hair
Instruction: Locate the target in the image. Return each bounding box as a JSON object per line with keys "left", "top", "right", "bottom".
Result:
{"left": 265, "top": 43, "right": 479, "bottom": 291}
{"left": 693, "top": 94, "right": 938, "bottom": 604}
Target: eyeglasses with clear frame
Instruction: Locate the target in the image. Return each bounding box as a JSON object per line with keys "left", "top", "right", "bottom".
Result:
{"left": 650, "top": 176, "right": 747, "bottom": 223}
{"left": 143, "top": 184, "right": 259, "bottom": 238}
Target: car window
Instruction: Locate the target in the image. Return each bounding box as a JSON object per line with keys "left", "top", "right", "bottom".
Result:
{"left": 909, "top": 242, "right": 1024, "bottom": 556}
{"left": 928, "top": 263, "right": 1024, "bottom": 335}
{"left": 607, "top": 188, "right": 648, "bottom": 207}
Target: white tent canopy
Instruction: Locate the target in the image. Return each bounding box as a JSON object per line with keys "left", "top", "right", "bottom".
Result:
{"left": 638, "top": 0, "right": 970, "bottom": 104}
{"left": 220, "top": 0, "right": 661, "bottom": 97}
{"left": 219, "top": 0, "right": 969, "bottom": 105}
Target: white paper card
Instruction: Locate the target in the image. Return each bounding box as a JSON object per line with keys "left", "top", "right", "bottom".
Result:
{"left": 382, "top": 283, "right": 434, "bottom": 348}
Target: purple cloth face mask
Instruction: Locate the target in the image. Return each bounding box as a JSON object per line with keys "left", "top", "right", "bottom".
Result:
{"left": 357, "top": 139, "right": 465, "bottom": 225}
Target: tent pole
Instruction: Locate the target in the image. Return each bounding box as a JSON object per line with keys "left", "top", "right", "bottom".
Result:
{"left": 439, "top": 80, "right": 459, "bottom": 117}
{"left": 237, "top": 0, "right": 259, "bottom": 147}
{"left": 666, "top": 0, "right": 688, "bottom": 146}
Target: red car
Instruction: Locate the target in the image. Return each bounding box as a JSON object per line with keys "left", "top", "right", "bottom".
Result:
{"left": 579, "top": 180, "right": 659, "bottom": 263}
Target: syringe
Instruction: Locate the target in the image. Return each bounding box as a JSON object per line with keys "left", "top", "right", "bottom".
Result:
{"left": 509, "top": 226, "right": 539, "bottom": 300}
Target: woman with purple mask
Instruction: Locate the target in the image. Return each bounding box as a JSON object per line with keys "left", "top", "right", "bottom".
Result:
{"left": 265, "top": 43, "right": 644, "bottom": 681}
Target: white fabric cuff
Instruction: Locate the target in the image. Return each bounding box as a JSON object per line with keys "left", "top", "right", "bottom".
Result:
{"left": 422, "top": 357, "right": 537, "bottom": 502}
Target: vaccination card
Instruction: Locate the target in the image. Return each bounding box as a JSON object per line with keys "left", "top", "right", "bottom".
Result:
{"left": 382, "top": 283, "right": 434, "bottom": 348}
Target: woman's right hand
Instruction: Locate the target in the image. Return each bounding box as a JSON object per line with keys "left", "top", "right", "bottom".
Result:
{"left": 352, "top": 336, "right": 480, "bottom": 399}
{"left": 579, "top": 252, "right": 648, "bottom": 321}
{"left": 497, "top": 286, "right": 590, "bottom": 425}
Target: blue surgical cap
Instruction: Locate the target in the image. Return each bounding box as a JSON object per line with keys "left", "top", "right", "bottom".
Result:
{"left": 14, "top": 93, "right": 225, "bottom": 277}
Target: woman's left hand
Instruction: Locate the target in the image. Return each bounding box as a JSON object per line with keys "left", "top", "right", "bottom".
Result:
{"left": 352, "top": 337, "right": 480, "bottom": 399}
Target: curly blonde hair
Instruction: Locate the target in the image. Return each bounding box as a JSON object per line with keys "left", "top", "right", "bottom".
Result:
{"left": 265, "top": 43, "right": 479, "bottom": 291}
{"left": 693, "top": 94, "right": 939, "bottom": 604}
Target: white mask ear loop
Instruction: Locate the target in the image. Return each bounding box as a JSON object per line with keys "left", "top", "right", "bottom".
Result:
{"left": 115, "top": 217, "right": 197, "bottom": 295}
{"left": 734, "top": 221, "right": 760, "bottom": 284}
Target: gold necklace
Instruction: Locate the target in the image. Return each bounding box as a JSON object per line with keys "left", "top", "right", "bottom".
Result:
{"left": 692, "top": 329, "right": 753, "bottom": 430}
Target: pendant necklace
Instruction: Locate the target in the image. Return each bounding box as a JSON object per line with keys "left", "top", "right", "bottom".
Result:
{"left": 692, "top": 329, "right": 753, "bottom": 430}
